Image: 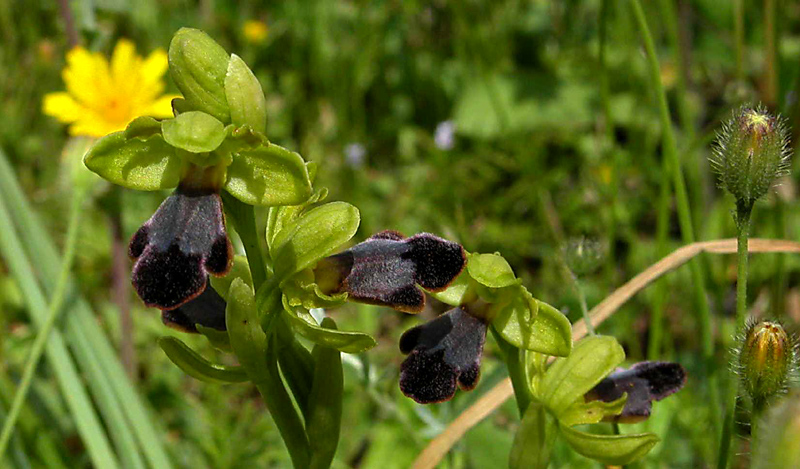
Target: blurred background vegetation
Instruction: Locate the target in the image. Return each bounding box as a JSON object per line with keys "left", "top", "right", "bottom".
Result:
{"left": 2, "top": 0, "right": 800, "bottom": 467}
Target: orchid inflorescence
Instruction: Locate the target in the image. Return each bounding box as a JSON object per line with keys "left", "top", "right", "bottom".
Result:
{"left": 82, "top": 29, "right": 687, "bottom": 469}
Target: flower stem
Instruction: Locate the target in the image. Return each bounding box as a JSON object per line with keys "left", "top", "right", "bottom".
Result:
{"left": 0, "top": 188, "right": 85, "bottom": 459}
{"left": 572, "top": 276, "right": 595, "bottom": 335}
{"left": 717, "top": 202, "right": 753, "bottom": 469}
{"left": 491, "top": 327, "right": 533, "bottom": 416}
{"left": 221, "top": 192, "right": 268, "bottom": 289}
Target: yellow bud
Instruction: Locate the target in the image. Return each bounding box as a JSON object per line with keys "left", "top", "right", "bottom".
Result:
{"left": 738, "top": 320, "right": 797, "bottom": 410}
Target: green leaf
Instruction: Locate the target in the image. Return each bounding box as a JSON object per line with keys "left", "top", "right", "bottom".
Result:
{"left": 427, "top": 270, "right": 475, "bottom": 306}
{"left": 84, "top": 118, "right": 182, "bottom": 191}
{"left": 540, "top": 336, "right": 624, "bottom": 417}
{"left": 467, "top": 253, "right": 520, "bottom": 288}
{"left": 495, "top": 297, "right": 572, "bottom": 356}
{"left": 509, "top": 402, "right": 557, "bottom": 469}
{"left": 283, "top": 302, "right": 375, "bottom": 353}
{"left": 559, "top": 424, "right": 659, "bottom": 465}
{"left": 225, "top": 54, "right": 267, "bottom": 134}
{"left": 168, "top": 28, "right": 230, "bottom": 122}
{"left": 558, "top": 395, "right": 627, "bottom": 427}
{"left": 225, "top": 143, "right": 312, "bottom": 206}
{"left": 271, "top": 201, "right": 360, "bottom": 281}
{"left": 158, "top": 336, "right": 247, "bottom": 384}
{"left": 307, "top": 318, "right": 344, "bottom": 469}
{"left": 161, "top": 111, "right": 226, "bottom": 154}
{"left": 226, "top": 278, "right": 269, "bottom": 377}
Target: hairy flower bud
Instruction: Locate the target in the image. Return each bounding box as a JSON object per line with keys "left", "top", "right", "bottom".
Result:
{"left": 737, "top": 320, "right": 797, "bottom": 409}
{"left": 563, "top": 237, "right": 606, "bottom": 277}
{"left": 711, "top": 106, "right": 790, "bottom": 214}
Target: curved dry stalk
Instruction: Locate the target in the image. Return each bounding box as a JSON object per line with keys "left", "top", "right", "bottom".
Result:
{"left": 412, "top": 238, "right": 800, "bottom": 469}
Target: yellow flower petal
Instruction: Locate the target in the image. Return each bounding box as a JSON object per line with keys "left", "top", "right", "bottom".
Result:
{"left": 63, "top": 47, "right": 110, "bottom": 107}
{"left": 111, "top": 39, "right": 138, "bottom": 85}
{"left": 43, "top": 92, "right": 87, "bottom": 123}
{"left": 143, "top": 94, "right": 179, "bottom": 118}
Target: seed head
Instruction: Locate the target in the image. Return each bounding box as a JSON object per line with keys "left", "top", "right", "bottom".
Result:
{"left": 736, "top": 320, "right": 798, "bottom": 410}
{"left": 711, "top": 105, "right": 791, "bottom": 212}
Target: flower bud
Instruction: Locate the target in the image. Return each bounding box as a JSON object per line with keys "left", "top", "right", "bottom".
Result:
{"left": 711, "top": 106, "right": 790, "bottom": 212}
{"left": 752, "top": 390, "right": 800, "bottom": 469}
{"left": 169, "top": 28, "right": 231, "bottom": 123}
{"left": 737, "top": 320, "right": 797, "bottom": 409}
{"left": 563, "top": 237, "right": 605, "bottom": 277}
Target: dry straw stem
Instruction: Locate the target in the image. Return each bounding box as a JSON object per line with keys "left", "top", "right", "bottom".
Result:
{"left": 412, "top": 238, "right": 800, "bottom": 469}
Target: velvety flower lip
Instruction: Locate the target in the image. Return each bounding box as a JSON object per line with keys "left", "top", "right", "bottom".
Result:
{"left": 130, "top": 187, "right": 233, "bottom": 310}
{"left": 161, "top": 281, "right": 227, "bottom": 333}
{"left": 399, "top": 306, "right": 487, "bottom": 404}
{"left": 315, "top": 230, "right": 466, "bottom": 313}
{"left": 584, "top": 361, "right": 687, "bottom": 423}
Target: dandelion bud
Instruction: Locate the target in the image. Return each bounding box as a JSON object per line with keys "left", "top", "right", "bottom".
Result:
{"left": 753, "top": 390, "right": 800, "bottom": 469}
{"left": 737, "top": 320, "right": 797, "bottom": 409}
{"left": 711, "top": 106, "right": 790, "bottom": 215}
{"left": 169, "top": 28, "right": 231, "bottom": 123}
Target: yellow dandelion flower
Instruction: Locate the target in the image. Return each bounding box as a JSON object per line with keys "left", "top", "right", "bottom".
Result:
{"left": 243, "top": 20, "right": 269, "bottom": 44}
{"left": 43, "top": 39, "right": 178, "bottom": 137}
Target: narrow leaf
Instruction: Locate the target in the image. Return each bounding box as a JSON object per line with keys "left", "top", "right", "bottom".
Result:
{"left": 158, "top": 337, "right": 248, "bottom": 384}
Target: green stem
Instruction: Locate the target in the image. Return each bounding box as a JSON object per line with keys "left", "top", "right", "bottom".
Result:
{"left": 0, "top": 189, "right": 85, "bottom": 459}
{"left": 222, "top": 192, "right": 268, "bottom": 289}
{"left": 630, "top": 0, "right": 720, "bottom": 435}
{"left": 491, "top": 328, "right": 533, "bottom": 416}
{"left": 573, "top": 276, "right": 595, "bottom": 335}
{"left": 764, "top": 0, "right": 778, "bottom": 107}
{"left": 717, "top": 204, "right": 752, "bottom": 469}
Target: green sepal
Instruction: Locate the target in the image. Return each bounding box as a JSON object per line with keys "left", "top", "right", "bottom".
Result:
{"left": 226, "top": 278, "right": 270, "bottom": 378}
{"left": 282, "top": 269, "right": 349, "bottom": 310}
{"left": 224, "top": 143, "right": 313, "bottom": 206}
{"left": 467, "top": 252, "right": 521, "bottom": 288}
{"left": 539, "top": 335, "right": 624, "bottom": 417}
{"left": 282, "top": 301, "right": 376, "bottom": 353}
{"left": 427, "top": 270, "right": 476, "bottom": 306}
{"left": 162, "top": 111, "right": 226, "bottom": 154}
{"left": 196, "top": 325, "right": 232, "bottom": 353}
{"left": 266, "top": 186, "right": 328, "bottom": 252}
{"left": 488, "top": 284, "right": 572, "bottom": 357}
{"left": 307, "top": 317, "right": 344, "bottom": 469}
{"left": 270, "top": 201, "right": 360, "bottom": 281}
{"left": 84, "top": 117, "right": 182, "bottom": 191}
{"left": 168, "top": 28, "right": 231, "bottom": 122}
{"left": 559, "top": 423, "right": 659, "bottom": 465}
{"left": 225, "top": 54, "right": 267, "bottom": 134}
{"left": 158, "top": 336, "right": 247, "bottom": 384}
{"left": 558, "top": 394, "right": 627, "bottom": 427}
{"left": 509, "top": 402, "right": 557, "bottom": 469}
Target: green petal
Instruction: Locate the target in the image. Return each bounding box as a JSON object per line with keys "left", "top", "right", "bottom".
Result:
{"left": 162, "top": 111, "right": 226, "bottom": 154}
{"left": 225, "top": 54, "right": 267, "bottom": 134}
{"left": 224, "top": 143, "right": 312, "bottom": 206}
{"left": 283, "top": 301, "right": 375, "bottom": 353}
{"left": 427, "top": 270, "right": 475, "bottom": 306}
{"left": 158, "top": 336, "right": 247, "bottom": 384}
{"left": 84, "top": 117, "right": 182, "bottom": 191}
{"left": 467, "top": 253, "right": 520, "bottom": 288}
{"left": 270, "top": 201, "right": 360, "bottom": 281}
{"left": 559, "top": 424, "right": 659, "bottom": 465}
{"left": 540, "top": 335, "right": 624, "bottom": 416}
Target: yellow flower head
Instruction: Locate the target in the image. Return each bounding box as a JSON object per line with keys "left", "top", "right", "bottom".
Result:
{"left": 243, "top": 20, "right": 269, "bottom": 44}
{"left": 43, "top": 39, "right": 178, "bottom": 137}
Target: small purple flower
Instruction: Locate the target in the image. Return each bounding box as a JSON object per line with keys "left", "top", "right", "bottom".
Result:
{"left": 314, "top": 231, "right": 466, "bottom": 313}
{"left": 129, "top": 186, "right": 233, "bottom": 311}
{"left": 344, "top": 143, "right": 366, "bottom": 168}
{"left": 584, "top": 361, "right": 687, "bottom": 423}
{"left": 399, "top": 306, "right": 487, "bottom": 403}
{"left": 434, "top": 121, "right": 455, "bottom": 151}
